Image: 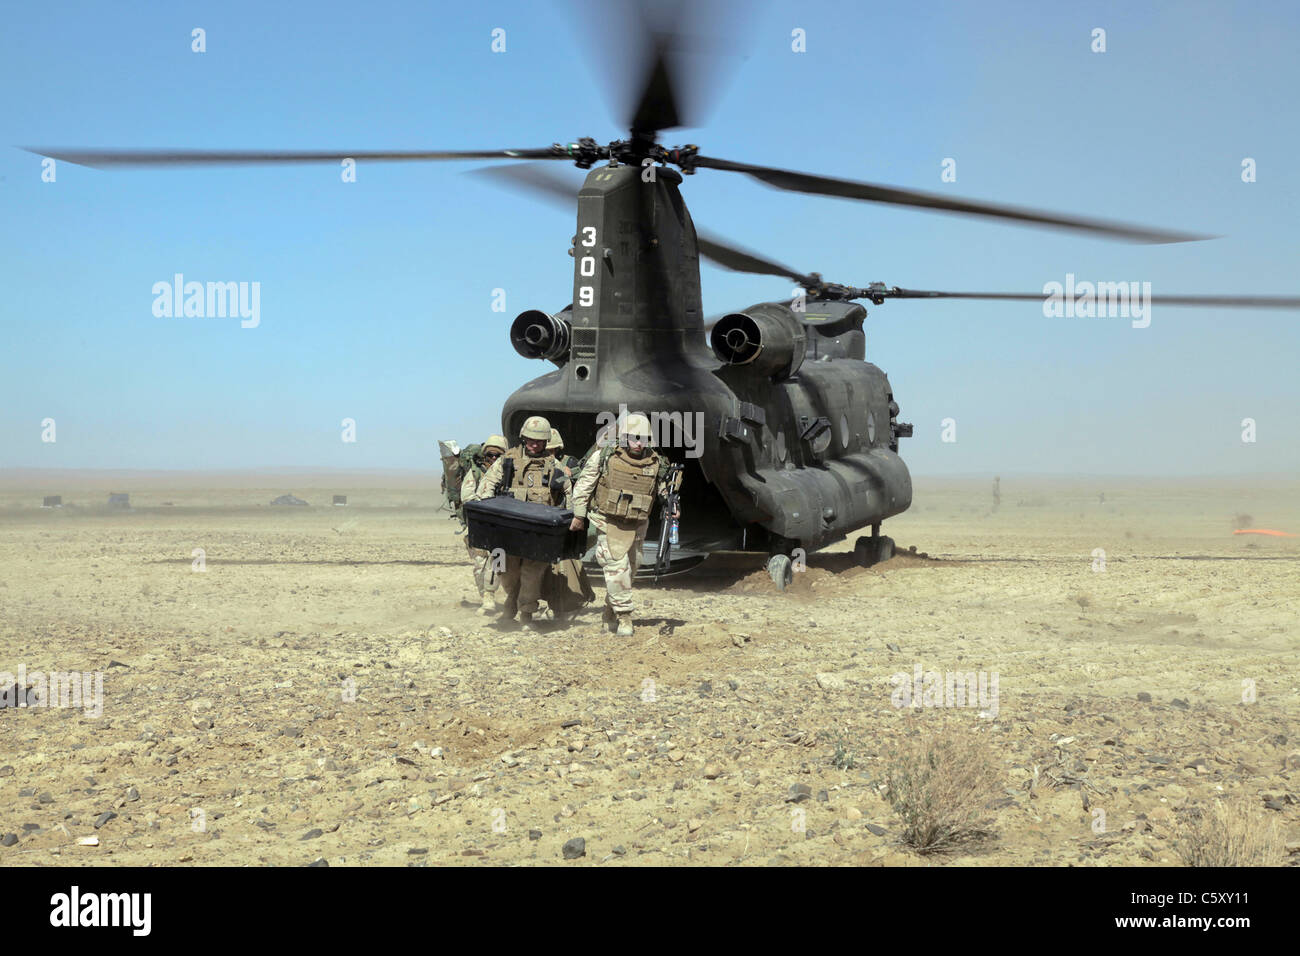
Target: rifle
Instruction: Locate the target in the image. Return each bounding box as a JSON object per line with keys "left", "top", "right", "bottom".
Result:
{"left": 654, "top": 463, "right": 685, "bottom": 582}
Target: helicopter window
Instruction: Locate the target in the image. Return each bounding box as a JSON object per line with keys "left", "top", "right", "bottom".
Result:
{"left": 866, "top": 411, "right": 876, "bottom": 444}
{"left": 775, "top": 431, "right": 787, "bottom": 462}
{"left": 839, "top": 414, "right": 850, "bottom": 449}
{"left": 811, "top": 430, "right": 832, "bottom": 457}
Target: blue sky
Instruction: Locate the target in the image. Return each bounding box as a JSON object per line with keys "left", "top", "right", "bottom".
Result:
{"left": 2, "top": 0, "right": 1297, "bottom": 474}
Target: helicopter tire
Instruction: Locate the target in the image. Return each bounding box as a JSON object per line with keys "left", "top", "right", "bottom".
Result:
{"left": 767, "top": 553, "right": 794, "bottom": 591}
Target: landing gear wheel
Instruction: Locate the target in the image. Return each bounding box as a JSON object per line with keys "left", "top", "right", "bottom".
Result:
{"left": 854, "top": 534, "right": 895, "bottom": 567}
{"left": 767, "top": 553, "right": 794, "bottom": 591}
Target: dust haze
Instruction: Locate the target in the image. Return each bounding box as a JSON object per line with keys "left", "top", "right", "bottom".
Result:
{"left": 1, "top": 472, "right": 1296, "bottom": 865}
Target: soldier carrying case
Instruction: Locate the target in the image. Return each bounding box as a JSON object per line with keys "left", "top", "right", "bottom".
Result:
{"left": 463, "top": 496, "right": 587, "bottom": 563}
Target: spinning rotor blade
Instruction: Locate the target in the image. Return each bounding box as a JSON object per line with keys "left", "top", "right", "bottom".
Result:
{"left": 471, "top": 166, "right": 1298, "bottom": 312}
{"left": 576, "top": 0, "right": 749, "bottom": 138}
{"left": 629, "top": 30, "right": 684, "bottom": 137}
{"left": 23, "top": 146, "right": 566, "bottom": 169}
{"left": 876, "top": 288, "right": 1300, "bottom": 309}
{"left": 471, "top": 162, "right": 818, "bottom": 285}
{"left": 693, "top": 237, "right": 818, "bottom": 287}
{"left": 35, "top": 0, "right": 1216, "bottom": 252}
{"left": 471, "top": 163, "right": 583, "bottom": 206}
{"left": 693, "top": 155, "right": 1214, "bottom": 244}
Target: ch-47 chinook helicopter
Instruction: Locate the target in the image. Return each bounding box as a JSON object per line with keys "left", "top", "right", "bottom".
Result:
{"left": 29, "top": 4, "right": 1300, "bottom": 589}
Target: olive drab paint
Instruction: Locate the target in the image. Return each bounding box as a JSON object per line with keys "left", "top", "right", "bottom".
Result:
{"left": 500, "top": 163, "right": 913, "bottom": 562}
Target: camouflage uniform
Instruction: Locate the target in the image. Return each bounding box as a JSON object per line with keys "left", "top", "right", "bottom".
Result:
{"left": 540, "top": 427, "right": 596, "bottom": 621}
{"left": 461, "top": 463, "right": 496, "bottom": 602}
{"left": 570, "top": 415, "right": 675, "bottom": 635}
{"left": 463, "top": 436, "right": 507, "bottom": 613}
{"left": 572, "top": 421, "right": 617, "bottom": 483}
{"left": 470, "top": 417, "right": 568, "bottom": 626}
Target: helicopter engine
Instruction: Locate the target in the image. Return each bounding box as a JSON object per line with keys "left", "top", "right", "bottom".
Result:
{"left": 709, "top": 304, "right": 805, "bottom": 381}
{"left": 510, "top": 308, "right": 572, "bottom": 366}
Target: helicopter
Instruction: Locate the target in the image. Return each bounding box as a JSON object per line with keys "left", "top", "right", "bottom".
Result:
{"left": 27, "top": 4, "right": 1300, "bottom": 591}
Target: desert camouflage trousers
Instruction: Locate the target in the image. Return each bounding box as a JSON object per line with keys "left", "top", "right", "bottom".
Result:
{"left": 590, "top": 511, "right": 648, "bottom": 614}
{"left": 464, "top": 536, "right": 499, "bottom": 596}
{"left": 499, "top": 555, "right": 548, "bottom": 617}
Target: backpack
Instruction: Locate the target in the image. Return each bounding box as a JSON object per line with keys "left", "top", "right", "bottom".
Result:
{"left": 443, "top": 443, "right": 483, "bottom": 511}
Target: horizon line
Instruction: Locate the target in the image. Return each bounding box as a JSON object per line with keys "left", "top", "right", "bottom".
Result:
{"left": 2, "top": 466, "right": 1297, "bottom": 482}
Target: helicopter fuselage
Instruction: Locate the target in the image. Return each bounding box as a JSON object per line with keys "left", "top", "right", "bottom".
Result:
{"left": 502, "top": 164, "right": 912, "bottom": 557}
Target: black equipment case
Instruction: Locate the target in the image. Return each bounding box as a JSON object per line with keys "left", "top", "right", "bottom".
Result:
{"left": 463, "top": 496, "right": 587, "bottom": 562}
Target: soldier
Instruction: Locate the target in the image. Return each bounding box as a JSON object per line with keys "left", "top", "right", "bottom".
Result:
{"left": 569, "top": 412, "right": 679, "bottom": 637}
{"left": 470, "top": 416, "right": 570, "bottom": 630}
{"left": 460, "top": 435, "right": 507, "bottom": 614}
{"left": 571, "top": 420, "right": 617, "bottom": 482}
{"left": 540, "top": 427, "right": 595, "bottom": 622}
{"left": 550, "top": 427, "right": 589, "bottom": 482}
{"left": 548, "top": 429, "right": 570, "bottom": 477}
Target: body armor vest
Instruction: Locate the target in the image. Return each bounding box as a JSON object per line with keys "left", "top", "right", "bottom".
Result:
{"left": 503, "top": 447, "right": 560, "bottom": 505}
{"left": 594, "top": 448, "right": 661, "bottom": 521}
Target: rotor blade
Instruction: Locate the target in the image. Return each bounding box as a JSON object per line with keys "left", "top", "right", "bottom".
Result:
{"left": 879, "top": 288, "right": 1300, "bottom": 309}
{"left": 471, "top": 162, "right": 819, "bottom": 285}
{"left": 572, "top": 0, "right": 684, "bottom": 136}
{"left": 693, "top": 156, "right": 1214, "bottom": 244}
{"left": 469, "top": 162, "right": 582, "bottom": 207}
{"left": 629, "top": 34, "right": 683, "bottom": 136}
{"left": 694, "top": 234, "right": 818, "bottom": 287}
{"left": 574, "top": 0, "right": 752, "bottom": 137}
{"left": 22, "top": 146, "right": 565, "bottom": 169}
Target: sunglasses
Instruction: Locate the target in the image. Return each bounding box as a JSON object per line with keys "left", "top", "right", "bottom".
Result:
{"left": 483, "top": 451, "right": 502, "bottom": 461}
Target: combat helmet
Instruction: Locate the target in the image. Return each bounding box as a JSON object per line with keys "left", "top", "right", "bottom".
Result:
{"left": 547, "top": 428, "right": 564, "bottom": 454}
{"left": 619, "top": 412, "right": 654, "bottom": 444}
{"left": 520, "top": 415, "right": 551, "bottom": 440}
{"left": 483, "top": 434, "right": 507, "bottom": 454}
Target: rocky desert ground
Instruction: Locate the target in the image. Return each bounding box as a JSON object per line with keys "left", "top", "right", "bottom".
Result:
{"left": 1, "top": 471, "right": 1297, "bottom": 866}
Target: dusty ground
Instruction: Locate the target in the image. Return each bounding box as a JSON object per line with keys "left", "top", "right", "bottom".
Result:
{"left": 1, "top": 472, "right": 1297, "bottom": 866}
